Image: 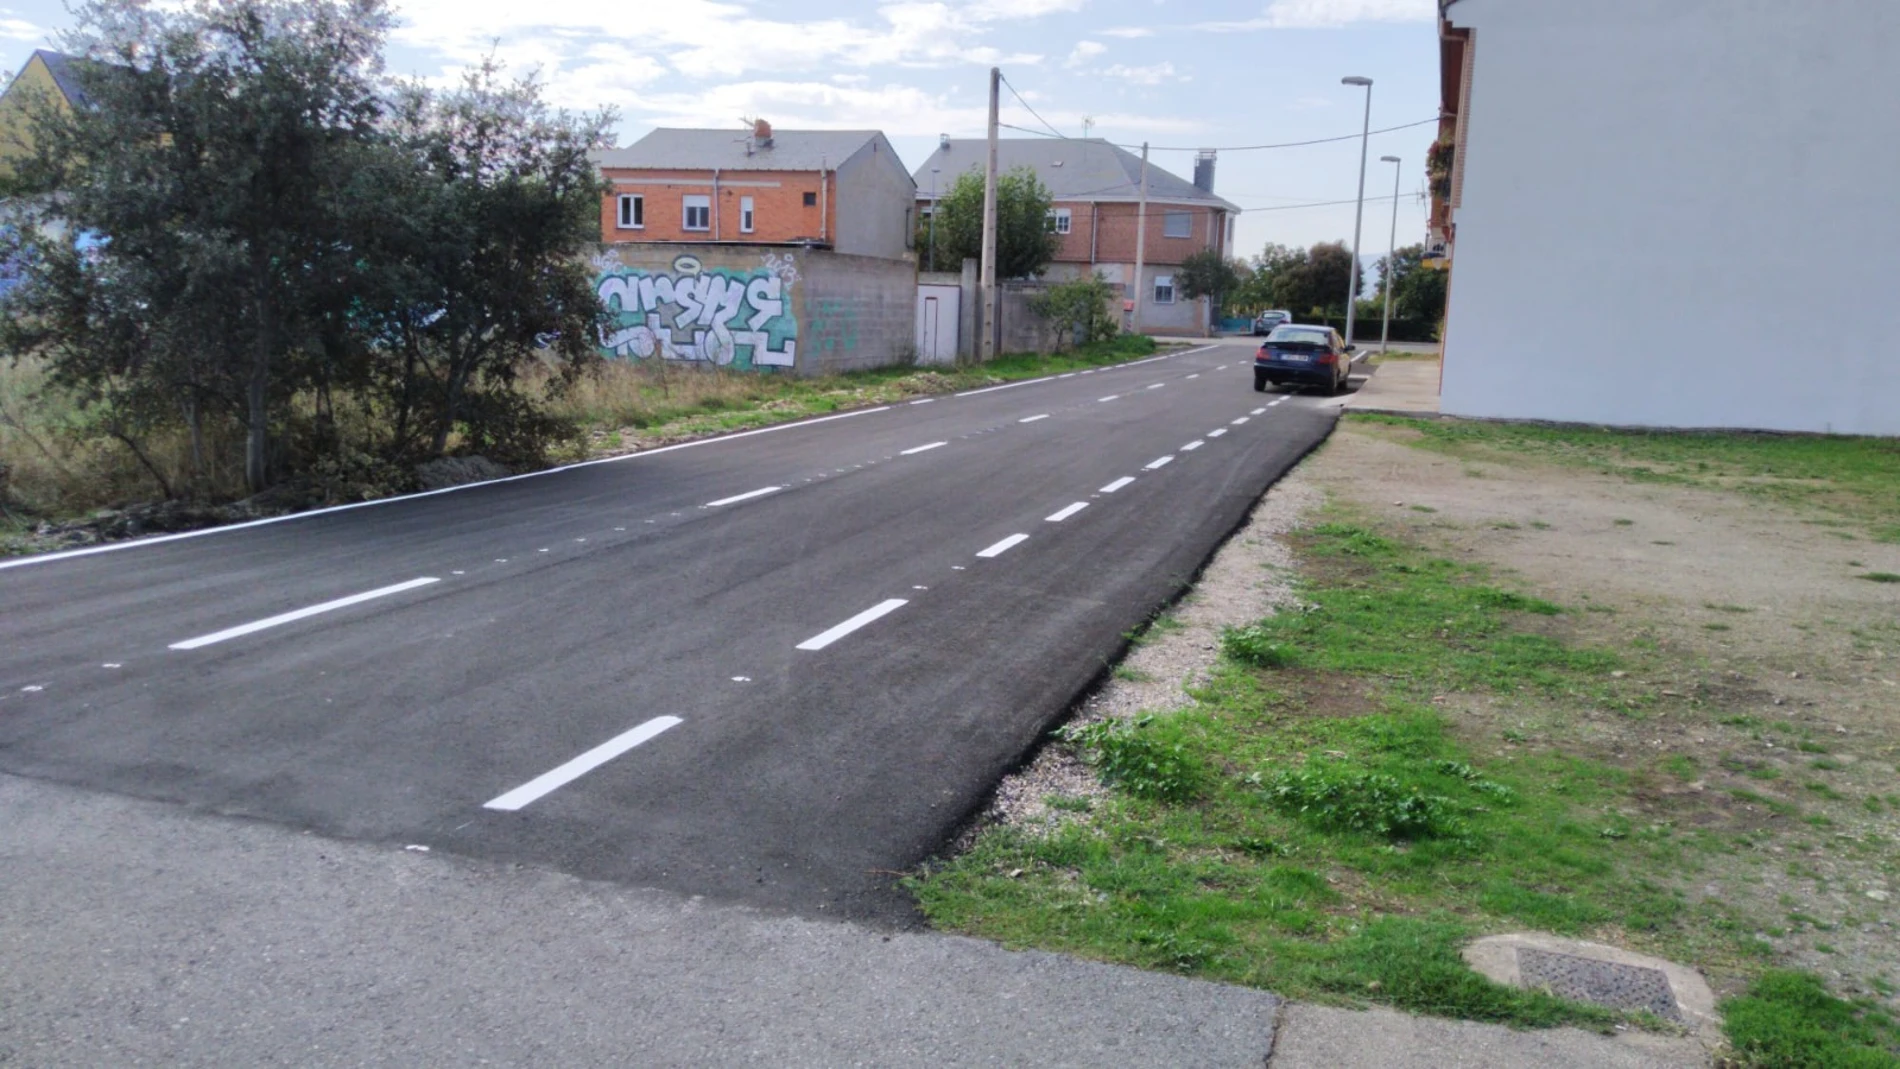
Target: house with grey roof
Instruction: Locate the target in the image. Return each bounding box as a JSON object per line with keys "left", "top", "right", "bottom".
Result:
{"left": 595, "top": 120, "right": 917, "bottom": 261}
{"left": 912, "top": 138, "right": 1239, "bottom": 335}
{"left": 0, "top": 50, "right": 102, "bottom": 172}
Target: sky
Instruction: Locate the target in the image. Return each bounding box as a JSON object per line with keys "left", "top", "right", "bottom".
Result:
{"left": 0, "top": 0, "right": 1443, "bottom": 264}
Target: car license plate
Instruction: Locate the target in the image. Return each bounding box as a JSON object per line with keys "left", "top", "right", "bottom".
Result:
{"left": 1279, "top": 352, "right": 1309, "bottom": 362}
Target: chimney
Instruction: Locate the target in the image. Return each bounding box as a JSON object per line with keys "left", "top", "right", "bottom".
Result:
{"left": 753, "top": 118, "right": 773, "bottom": 147}
{"left": 1193, "top": 149, "right": 1216, "bottom": 194}
{"left": 940, "top": 132, "right": 950, "bottom": 151}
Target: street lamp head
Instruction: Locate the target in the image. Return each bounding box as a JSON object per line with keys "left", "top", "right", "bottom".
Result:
{"left": 1381, "top": 155, "right": 1401, "bottom": 163}
{"left": 1342, "top": 76, "right": 1373, "bottom": 87}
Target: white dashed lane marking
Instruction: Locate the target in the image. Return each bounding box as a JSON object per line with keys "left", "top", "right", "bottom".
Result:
{"left": 482, "top": 716, "right": 684, "bottom": 811}
{"left": 1098, "top": 395, "right": 1120, "bottom": 402}
{"left": 976, "top": 534, "right": 1030, "bottom": 559}
{"left": 796, "top": 599, "right": 910, "bottom": 651}
{"left": 1045, "top": 502, "right": 1089, "bottom": 522}
{"left": 1099, "top": 477, "right": 1136, "bottom": 493}
{"left": 1145, "top": 456, "right": 1174, "bottom": 471}
{"left": 168, "top": 577, "right": 441, "bottom": 651}
{"left": 1208, "top": 429, "right": 1227, "bottom": 438}
{"left": 1232, "top": 417, "right": 1250, "bottom": 426}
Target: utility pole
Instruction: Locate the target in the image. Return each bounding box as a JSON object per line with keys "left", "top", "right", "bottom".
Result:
{"left": 1130, "top": 141, "right": 1149, "bottom": 335}
{"left": 1379, "top": 155, "right": 1402, "bottom": 353}
{"left": 1341, "top": 76, "right": 1374, "bottom": 348}
{"left": 928, "top": 165, "right": 939, "bottom": 273}
{"left": 979, "top": 66, "right": 1000, "bottom": 362}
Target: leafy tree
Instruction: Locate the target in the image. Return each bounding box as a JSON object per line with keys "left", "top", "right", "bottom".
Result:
{"left": 1028, "top": 273, "right": 1118, "bottom": 350}
{"left": 1375, "top": 243, "right": 1449, "bottom": 323}
{"left": 1175, "top": 250, "right": 1242, "bottom": 313}
{"left": 922, "top": 166, "right": 1062, "bottom": 279}
{"left": 0, "top": 0, "right": 613, "bottom": 497}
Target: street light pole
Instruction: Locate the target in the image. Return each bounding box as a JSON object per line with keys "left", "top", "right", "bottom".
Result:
{"left": 1379, "top": 155, "right": 1401, "bottom": 354}
{"left": 1341, "top": 76, "right": 1373, "bottom": 350}
{"left": 928, "top": 165, "right": 939, "bottom": 273}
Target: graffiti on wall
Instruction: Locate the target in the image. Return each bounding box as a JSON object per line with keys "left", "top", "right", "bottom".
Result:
{"left": 594, "top": 252, "right": 799, "bottom": 369}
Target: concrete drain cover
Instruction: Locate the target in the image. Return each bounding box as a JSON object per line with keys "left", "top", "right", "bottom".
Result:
{"left": 1517, "top": 947, "right": 1682, "bottom": 1021}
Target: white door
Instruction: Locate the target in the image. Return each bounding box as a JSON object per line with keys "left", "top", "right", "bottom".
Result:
{"left": 915, "top": 284, "right": 960, "bottom": 365}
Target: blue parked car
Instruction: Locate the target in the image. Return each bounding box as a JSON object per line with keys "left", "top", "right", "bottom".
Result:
{"left": 1253, "top": 324, "right": 1354, "bottom": 395}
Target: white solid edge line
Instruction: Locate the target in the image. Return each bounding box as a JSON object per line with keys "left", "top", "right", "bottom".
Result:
{"left": 1145, "top": 456, "right": 1174, "bottom": 470}
{"left": 1046, "top": 502, "right": 1089, "bottom": 522}
{"left": 796, "top": 598, "right": 909, "bottom": 651}
{"left": 1098, "top": 394, "right": 1120, "bottom": 402}
{"left": 900, "top": 441, "right": 948, "bottom": 455}
{"left": 482, "top": 716, "right": 683, "bottom": 811}
{"left": 704, "top": 485, "right": 782, "bottom": 508}
{"left": 1057, "top": 373, "right": 1076, "bottom": 379}
{"left": 169, "top": 577, "right": 440, "bottom": 651}
{"left": 910, "top": 398, "right": 935, "bottom": 405}
{"left": 956, "top": 376, "right": 1055, "bottom": 398}
{"left": 1099, "top": 476, "right": 1137, "bottom": 494}
{"left": 3, "top": 406, "right": 894, "bottom": 572}
{"left": 1019, "top": 414, "right": 1050, "bottom": 423}
{"left": 976, "top": 533, "right": 1030, "bottom": 558}
{"left": 1181, "top": 441, "right": 1204, "bottom": 452}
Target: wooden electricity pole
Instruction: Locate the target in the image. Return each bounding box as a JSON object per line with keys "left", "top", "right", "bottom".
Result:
{"left": 980, "top": 66, "right": 1000, "bottom": 362}
{"left": 1130, "top": 141, "right": 1149, "bottom": 335}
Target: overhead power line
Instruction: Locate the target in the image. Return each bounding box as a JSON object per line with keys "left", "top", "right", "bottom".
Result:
{"left": 997, "top": 73, "right": 1066, "bottom": 141}
{"left": 995, "top": 116, "right": 1438, "bottom": 153}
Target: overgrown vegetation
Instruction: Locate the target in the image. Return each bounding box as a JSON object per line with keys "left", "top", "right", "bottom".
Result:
{"left": 1, "top": 0, "right": 610, "bottom": 505}
{"left": 1026, "top": 274, "right": 1119, "bottom": 351}
{"left": 911, "top": 507, "right": 1900, "bottom": 1058}
{"left": 1720, "top": 971, "right": 1900, "bottom": 1068}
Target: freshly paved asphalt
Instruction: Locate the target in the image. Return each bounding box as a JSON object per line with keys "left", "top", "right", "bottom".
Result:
{"left": 0, "top": 338, "right": 1337, "bottom": 924}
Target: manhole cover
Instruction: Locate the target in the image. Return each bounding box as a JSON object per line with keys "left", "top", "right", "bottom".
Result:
{"left": 1517, "top": 947, "right": 1682, "bottom": 1021}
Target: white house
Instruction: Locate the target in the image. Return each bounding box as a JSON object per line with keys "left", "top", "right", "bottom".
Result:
{"left": 1434, "top": 0, "right": 1900, "bottom": 436}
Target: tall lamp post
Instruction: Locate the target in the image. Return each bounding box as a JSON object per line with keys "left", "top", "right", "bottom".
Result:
{"left": 1378, "top": 155, "right": 1401, "bottom": 353}
{"left": 1341, "top": 75, "right": 1373, "bottom": 350}
{"left": 927, "top": 164, "right": 940, "bottom": 273}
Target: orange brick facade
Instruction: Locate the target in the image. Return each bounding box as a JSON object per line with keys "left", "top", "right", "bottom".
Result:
{"left": 1045, "top": 201, "right": 1227, "bottom": 267}
{"left": 600, "top": 169, "right": 839, "bottom": 246}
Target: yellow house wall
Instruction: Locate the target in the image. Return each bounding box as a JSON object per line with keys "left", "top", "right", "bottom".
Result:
{"left": 0, "top": 54, "right": 74, "bottom": 171}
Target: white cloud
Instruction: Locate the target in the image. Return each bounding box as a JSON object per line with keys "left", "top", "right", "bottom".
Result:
{"left": 1100, "top": 26, "right": 1154, "bottom": 38}
{"left": 0, "top": 15, "right": 43, "bottom": 42}
{"left": 1065, "top": 40, "right": 1107, "bottom": 67}
{"left": 1098, "top": 61, "right": 1181, "bottom": 86}
{"left": 1197, "top": 0, "right": 1435, "bottom": 31}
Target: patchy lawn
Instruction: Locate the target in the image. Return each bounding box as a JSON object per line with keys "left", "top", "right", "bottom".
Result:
{"left": 911, "top": 415, "right": 1900, "bottom": 1066}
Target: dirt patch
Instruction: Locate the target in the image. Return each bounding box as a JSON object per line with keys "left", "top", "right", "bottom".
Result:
{"left": 1314, "top": 421, "right": 1900, "bottom": 1008}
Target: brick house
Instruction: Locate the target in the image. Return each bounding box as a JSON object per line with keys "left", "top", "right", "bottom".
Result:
{"left": 594, "top": 121, "right": 916, "bottom": 261}
{"left": 911, "top": 138, "right": 1239, "bottom": 335}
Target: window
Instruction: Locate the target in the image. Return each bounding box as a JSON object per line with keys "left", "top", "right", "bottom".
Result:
{"left": 616, "top": 194, "right": 644, "bottom": 230}
{"left": 802, "top": 191, "right": 818, "bottom": 207}
{"left": 1048, "top": 207, "right": 1072, "bottom": 235}
{"left": 740, "top": 196, "right": 755, "bottom": 233}
{"left": 1153, "top": 275, "right": 1176, "bottom": 304}
{"left": 1163, "top": 211, "right": 1191, "bottom": 238}
{"left": 682, "top": 195, "right": 710, "bottom": 231}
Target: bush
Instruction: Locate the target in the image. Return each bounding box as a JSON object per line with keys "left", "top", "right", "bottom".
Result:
{"left": 1028, "top": 273, "right": 1120, "bottom": 351}
{"left": 1064, "top": 715, "right": 1208, "bottom": 803}
{"left": 1222, "top": 623, "right": 1297, "bottom": 668}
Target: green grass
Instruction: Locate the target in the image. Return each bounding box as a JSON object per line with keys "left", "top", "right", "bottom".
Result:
{"left": 911, "top": 512, "right": 1726, "bottom": 1030}
{"left": 1349, "top": 415, "right": 1900, "bottom": 539}
{"left": 1719, "top": 970, "right": 1900, "bottom": 1068}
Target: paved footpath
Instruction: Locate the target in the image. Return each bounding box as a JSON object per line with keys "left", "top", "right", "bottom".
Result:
{"left": 0, "top": 772, "right": 1706, "bottom": 1067}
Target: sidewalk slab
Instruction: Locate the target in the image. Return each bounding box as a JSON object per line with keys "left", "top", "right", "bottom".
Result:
{"left": 1349, "top": 357, "right": 1443, "bottom": 415}
{"left": 1270, "top": 1004, "right": 1708, "bottom": 1068}
{"left": 0, "top": 773, "right": 1278, "bottom": 1068}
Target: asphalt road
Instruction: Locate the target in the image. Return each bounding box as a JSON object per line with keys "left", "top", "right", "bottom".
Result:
{"left": 0, "top": 338, "right": 1337, "bottom": 924}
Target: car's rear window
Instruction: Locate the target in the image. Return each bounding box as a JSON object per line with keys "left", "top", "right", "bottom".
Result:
{"left": 1266, "top": 328, "right": 1329, "bottom": 346}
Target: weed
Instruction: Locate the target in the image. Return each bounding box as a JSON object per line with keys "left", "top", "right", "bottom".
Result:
{"left": 1044, "top": 794, "right": 1094, "bottom": 813}
{"left": 1529, "top": 521, "right": 1552, "bottom": 530}
{"left": 1064, "top": 716, "right": 1208, "bottom": 804}
{"left": 1706, "top": 603, "right": 1756, "bottom": 614}
{"left": 1614, "top": 518, "right": 1635, "bottom": 527}
{"left": 1859, "top": 573, "right": 1900, "bottom": 584}
{"left": 1260, "top": 763, "right": 1469, "bottom": 842}
{"left": 1410, "top": 505, "right": 1438, "bottom": 514}
{"left": 1221, "top": 624, "right": 1297, "bottom": 668}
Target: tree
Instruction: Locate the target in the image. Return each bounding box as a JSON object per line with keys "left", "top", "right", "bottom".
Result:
{"left": 0, "top": 0, "right": 613, "bottom": 498}
{"left": 921, "top": 166, "right": 1062, "bottom": 279}
{"left": 1027, "top": 273, "right": 1117, "bottom": 350}
{"left": 1374, "top": 243, "right": 1448, "bottom": 324}
{"left": 1240, "top": 241, "right": 1360, "bottom": 319}
{"left": 1175, "top": 250, "right": 1242, "bottom": 313}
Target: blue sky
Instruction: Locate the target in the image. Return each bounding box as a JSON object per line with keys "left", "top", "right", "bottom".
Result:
{"left": 0, "top": 0, "right": 1441, "bottom": 261}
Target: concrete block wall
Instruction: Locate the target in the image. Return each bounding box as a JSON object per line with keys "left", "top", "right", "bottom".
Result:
{"left": 591, "top": 243, "right": 917, "bottom": 377}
